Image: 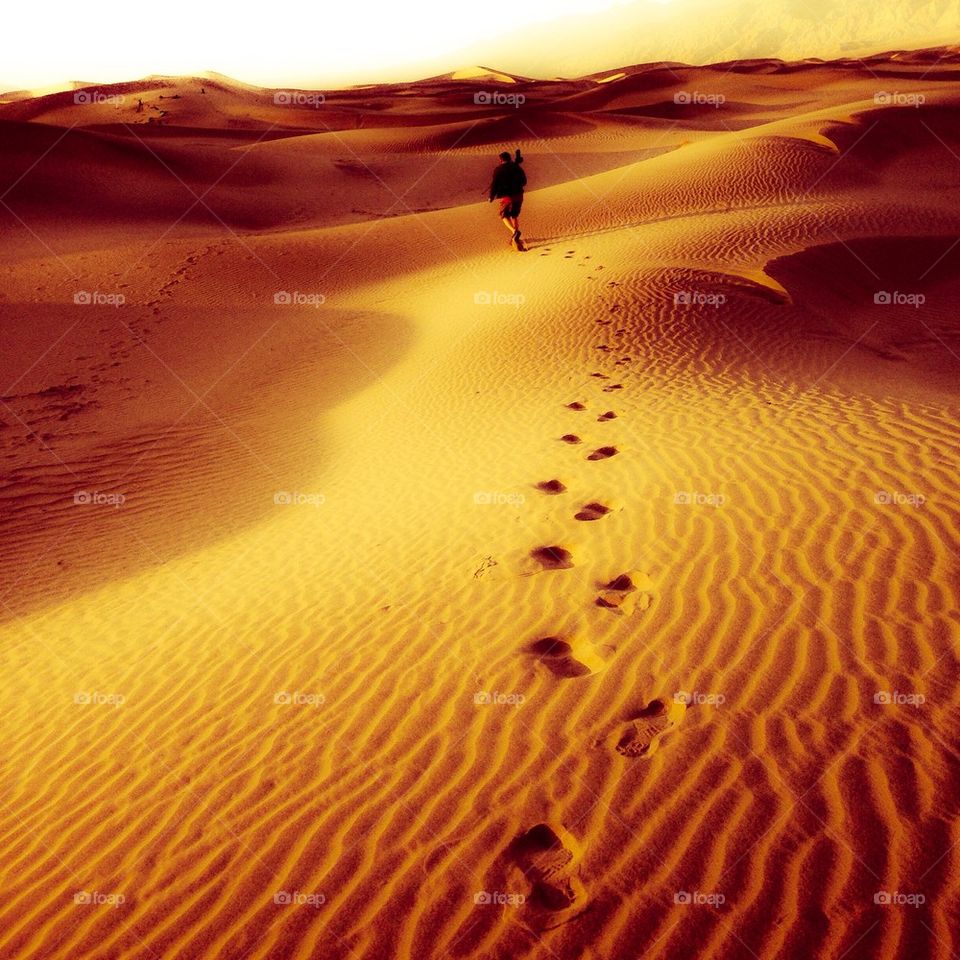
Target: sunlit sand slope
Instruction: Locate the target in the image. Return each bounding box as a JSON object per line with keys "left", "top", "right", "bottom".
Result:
{"left": 1, "top": 54, "right": 959, "bottom": 960}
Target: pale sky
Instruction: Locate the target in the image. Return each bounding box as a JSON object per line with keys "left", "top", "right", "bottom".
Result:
{"left": 3, "top": 0, "right": 644, "bottom": 89}
{"left": 3, "top": 0, "right": 953, "bottom": 91}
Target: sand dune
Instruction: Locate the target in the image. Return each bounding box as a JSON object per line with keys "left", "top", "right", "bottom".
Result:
{"left": 1, "top": 48, "right": 960, "bottom": 960}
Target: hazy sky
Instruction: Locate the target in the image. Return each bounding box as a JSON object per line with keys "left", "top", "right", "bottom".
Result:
{"left": 3, "top": 0, "right": 956, "bottom": 90}
{"left": 3, "top": 0, "right": 631, "bottom": 88}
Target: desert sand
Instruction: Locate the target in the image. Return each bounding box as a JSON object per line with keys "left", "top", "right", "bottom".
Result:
{"left": 1, "top": 49, "right": 959, "bottom": 959}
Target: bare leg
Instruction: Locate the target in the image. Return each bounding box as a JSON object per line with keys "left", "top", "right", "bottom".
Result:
{"left": 501, "top": 217, "right": 517, "bottom": 233}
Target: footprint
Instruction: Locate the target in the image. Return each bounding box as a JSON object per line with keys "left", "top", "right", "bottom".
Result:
{"left": 587, "top": 446, "right": 618, "bottom": 460}
{"left": 574, "top": 502, "right": 611, "bottom": 522}
{"left": 510, "top": 823, "right": 586, "bottom": 913}
{"left": 527, "top": 635, "right": 604, "bottom": 678}
{"left": 616, "top": 698, "right": 685, "bottom": 758}
{"left": 589, "top": 372, "right": 609, "bottom": 379}
{"left": 560, "top": 434, "right": 582, "bottom": 444}
{"left": 597, "top": 411, "right": 617, "bottom": 422}
{"left": 534, "top": 479, "right": 567, "bottom": 495}
{"left": 602, "top": 384, "right": 623, "bottom": 392}
{"left": 596, "top": 570, "right": 654, "bottom": 613}
{"left": 530, "top": 545, "right": 574, "bottom": 570}
{"left": 565, "top": 401, "right": 587, "bottom": 411}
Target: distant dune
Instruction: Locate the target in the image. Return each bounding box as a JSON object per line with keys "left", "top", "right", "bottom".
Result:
{"left": 1, "top": 45, "right": 959, "bottom": 960}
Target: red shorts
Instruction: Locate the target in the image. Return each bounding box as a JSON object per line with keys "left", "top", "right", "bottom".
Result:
{"left": 497, "top": 195, "right": 523, "bottom": 218}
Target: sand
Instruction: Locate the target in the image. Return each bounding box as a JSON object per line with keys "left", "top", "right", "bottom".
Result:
{"left": 1, "top": 49, "right": 959, "bottom": 960}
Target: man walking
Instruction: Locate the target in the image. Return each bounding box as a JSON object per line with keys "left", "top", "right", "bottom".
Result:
{"left": 488, "top": 149, "right": 527, "bottom": 251}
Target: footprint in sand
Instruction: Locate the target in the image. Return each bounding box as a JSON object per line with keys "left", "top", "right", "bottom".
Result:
{"left": 574, "top": 502, "right": 611, "bottom": 522}
{"left": 510, "top": 823, "right": 586, "bottom": 914}
{"left": 587, "top": 446, "right": 618, "bottom": 460}
{"left": 590, "top": 372, "right": 609, "bottom": 379}
{"left": 530, "top": 546, "right": 574, "bottom": 571}
{"left": 527, "top": 636, "right": 604, "bottom": 678}
{"left": 560, "top": 434, "right": 582, "bottom": 444}
{"left": 534, "top": 479, "right": 567, "bottom": 495}
{"left": 597, "top": 411, "right": 617, "bottom": 422}
{"left": 616, "top": 698, "right": 685, "bottom": 758}
{"left": 565, "top": 401, "right": 587, "bottom": 411}
{"left": 595, "top": 570, "right": 654, "bottom": 614}
{"left": 602, "top": 383, "right": 623, "bottom": 392}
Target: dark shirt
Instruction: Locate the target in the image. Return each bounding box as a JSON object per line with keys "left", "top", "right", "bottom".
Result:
{"left": 489, "top": 161, "right": 527, "bottom": 200}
